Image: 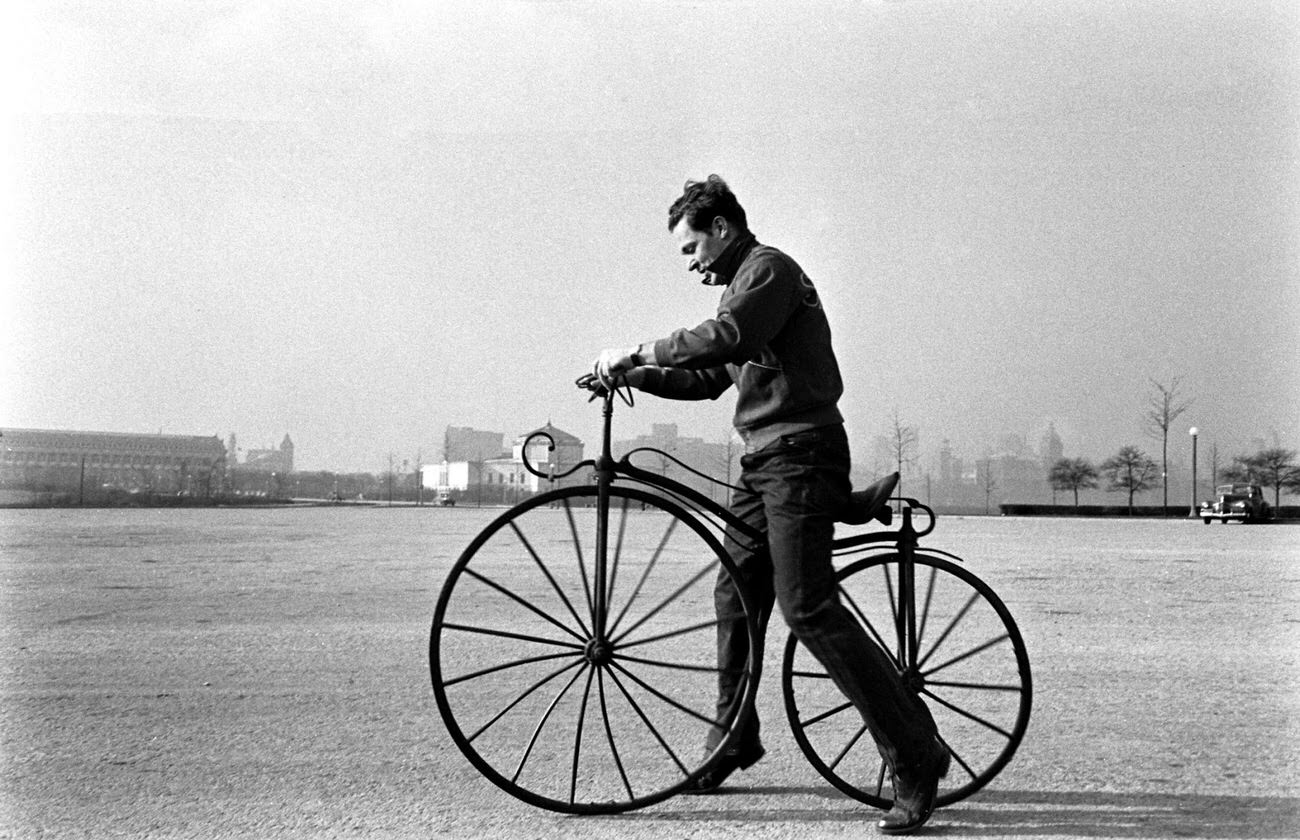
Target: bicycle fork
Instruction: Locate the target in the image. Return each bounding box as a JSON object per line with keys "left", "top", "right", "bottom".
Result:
{"left": 589, "top": 392, "right": 617, "bottom": 648}
{"left": 894, "top": 506, "right": 922, "bottom": 686}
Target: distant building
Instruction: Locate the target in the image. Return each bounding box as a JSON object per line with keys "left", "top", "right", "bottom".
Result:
{"left": 422, "top": 422, "right": 587, "bottom": 502}
{"left": 1040, "top": 423, "right": 1064, "bottom": 468}
{"left": 927, "top": 428, "right": 1062, "bottom": 511}
{"left": 238, "top": 434, "right": 294, "bottom": 473}
{"left": 613, "top": 423, "right": 739, "bottom": 505}
{"left": 443, "top": 427, "right": 506, "bottom": 462}
{"left": 0, "top": 427, "right": 227, "bottom": 500}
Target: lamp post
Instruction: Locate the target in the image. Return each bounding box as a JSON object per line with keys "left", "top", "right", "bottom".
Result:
{"left": 1187, "top": 427, "right": 1199, "bottom": 518}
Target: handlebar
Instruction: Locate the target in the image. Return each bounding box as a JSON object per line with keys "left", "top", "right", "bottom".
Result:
{"left": 895, "top": 498, "right": 936, "bottom": 538}
{"left": 575, "top": 371, "right": 634, "bottom": 407}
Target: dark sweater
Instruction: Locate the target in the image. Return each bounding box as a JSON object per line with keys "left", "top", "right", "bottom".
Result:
{"left": 638, "top": 233, "right": 844, "bottom": 452}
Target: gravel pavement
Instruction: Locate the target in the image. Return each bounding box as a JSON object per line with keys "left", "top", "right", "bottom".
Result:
{"left": 2, "top": 508, "right": 1297, "bottom": 839}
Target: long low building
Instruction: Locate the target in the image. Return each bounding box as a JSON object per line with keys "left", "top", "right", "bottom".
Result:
{"left": 0, "top": 427, "right": 228, "bottom": 500}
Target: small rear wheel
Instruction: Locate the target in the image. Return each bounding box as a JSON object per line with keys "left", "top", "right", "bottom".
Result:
{"left": 431, "top": 486, "right": 759, "bottom": 813}
{"left": 782, "top": 551, "right": 1031, "bottom": 808}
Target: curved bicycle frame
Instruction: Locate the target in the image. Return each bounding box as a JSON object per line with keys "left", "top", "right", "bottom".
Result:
{"left": 522, "top": 389, "right": 946, "bottom": 669}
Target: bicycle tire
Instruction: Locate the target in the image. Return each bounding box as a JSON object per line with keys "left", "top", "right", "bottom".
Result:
{"left": 781, "top": 551, "right": 1031, "bottom": 808}
{"left": 430, "top": 485, "right": 760, "bottom": 814}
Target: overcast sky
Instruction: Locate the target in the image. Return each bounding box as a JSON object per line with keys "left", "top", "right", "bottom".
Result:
{"left": 2, "top": 0, "right": 1297, "bottom": 474}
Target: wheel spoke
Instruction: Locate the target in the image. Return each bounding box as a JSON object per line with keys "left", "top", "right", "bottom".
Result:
{"left": 925, "top": 677, "right": 1024, "bottom": 693}
{"left": 509, "top": 520, "right": 592, "bottom": 639}
{"left": 608, "top": 516, "right": 680, "bottom": 638}
{"left": 920, "top": 684, "right": 1016, "bottom": 740}
{"left": 465, "top": 656, "right": 585, "bottom": 741}
{"left": 460, "top": 567, "right": 589, "bottom": 644}
{"left": 607, "top": 498, "right": 631, "bottom": 617}
{"left": 568, "top": 666, "right": 596, "bottom": 805}
{"left": 596, "top": 667, "right": 636, "bottom": 802}
{"left": 609, "top": 659, "right": 730, "bottom": 728}
{"left": 841, "top": 586, "right": 902, "bottom": 671}
{"left": 915, "top": 563, "right": 939, "bottom": 655}
{"left": 444, "top": 644, "right": 581, "bottom": 688}
{"left": 602, "top": 665, "right": 692, "bottom": 777}
{"left": 882, "top": 562, "right": 900, "bottom": 656}
{"left": 938, "top": 734, "right": 977, "bottom": 782}
{"left": 789, "top": 669, "right": 833, "bottom": 680}
{"left": 922, "top": 633, "right": 1013, "bottom": 678}
{"left": 561, "top": 498, "right": 596, "bottom": 627}
{"left": 827, "top": 722, "right": 870, "bottom": 772}
{"left": 611, "top": 555, "right": 715, "bottom": 645}
{"left": 613, "top": 651, "right": 726, "bottom": 675}
{"left": 798, "top": 698, "right": 854, "bottom": 729}
{"left": 440, "top": 620, "right": 584, "bottom": 651}
{"left": 615, "top": 610, "right": 742, "bottom": 651}
{"left": 512, "top": 662, "right": 588, "bottom": 784}
{"left": 915, "top": 591, "right": 980, "bottom": 672}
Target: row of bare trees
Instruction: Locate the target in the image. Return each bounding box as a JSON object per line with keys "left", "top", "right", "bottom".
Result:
{"left": 1049, "top": 444, "right": 1300, "bottom": 514}
{"left": 883, "top": 376, "right": 1296, "bottom": 515}
{"left": 1057, "top": 377, "right": 1298, "bottom": 514}
{"left": 1048, "top": 449, "right": 1158, "bottom": 514}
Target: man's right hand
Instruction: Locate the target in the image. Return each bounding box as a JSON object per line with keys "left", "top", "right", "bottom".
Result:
{"left": 593, "top": 346, "right": 640, "bottom": 381}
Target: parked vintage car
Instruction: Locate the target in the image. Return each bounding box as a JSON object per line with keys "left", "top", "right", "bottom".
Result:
{"left": 1200, "top": 483, "right": 1272, "bottom": 524}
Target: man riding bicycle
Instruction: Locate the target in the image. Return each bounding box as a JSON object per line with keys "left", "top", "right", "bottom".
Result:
{"left": 591, "top": 175, "right": 949, "bottom": 835}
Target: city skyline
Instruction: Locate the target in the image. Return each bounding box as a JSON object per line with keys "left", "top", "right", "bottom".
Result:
{"left": 3, "top": 2, "right": 1297, "bottom": 474}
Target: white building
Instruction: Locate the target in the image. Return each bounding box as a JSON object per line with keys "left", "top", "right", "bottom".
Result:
{"left": 421, "top": 422, "right": 586, "bottom": 499}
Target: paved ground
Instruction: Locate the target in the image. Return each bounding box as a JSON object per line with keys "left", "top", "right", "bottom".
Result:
{"left": 1, "top": 508, "right": 1297, "bottom": 839}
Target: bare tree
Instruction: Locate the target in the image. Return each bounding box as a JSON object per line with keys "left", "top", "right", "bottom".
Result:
{"left": 1220, "top": 462, "right": 1247, "bottom": 485}
{"left": 887, "top": 409, "right": 919, "bottom": 508}
{"left": 1209, "top": 440, "right": 1221, "bottom": 490}
{"left": 1145, "top": 377, "right": 1192, "bottom": 515}
{"left": 978, "top": 458, "right": 998, "bottom": 515}
{"left": 712, "top": 431, "right": 742, "bottom": 504}
{"left": 1101, "top": 445, "right": 1160, "bottom": 515}
{"left": 467, "top": 455, "right": 487, "bottom": 506}
{"left": 1232, "top": 447, "right": 1299, "bottom": 509}
{"left": 1048, "top": 457, "right": 1099, "bottom": 511}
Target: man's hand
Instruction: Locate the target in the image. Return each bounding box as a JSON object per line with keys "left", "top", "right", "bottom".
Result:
{"left": 594, "top": 347, "right": 641, "bottom": 381}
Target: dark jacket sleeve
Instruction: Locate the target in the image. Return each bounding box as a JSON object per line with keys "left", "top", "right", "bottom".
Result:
{"left": 650, "top": 252, "right": 798, "bottom": 369}
{"left": 636, "top": 366, "right": 734, "bottom": 401}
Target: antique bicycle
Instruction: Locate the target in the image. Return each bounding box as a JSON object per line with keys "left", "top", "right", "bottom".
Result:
{"left": 429, "top": 378, "right": 1031, "bottom": 815}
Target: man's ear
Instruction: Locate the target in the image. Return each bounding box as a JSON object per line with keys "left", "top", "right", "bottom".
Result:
{"left": 712, "top": 216, "right": 729, "bottom": 239}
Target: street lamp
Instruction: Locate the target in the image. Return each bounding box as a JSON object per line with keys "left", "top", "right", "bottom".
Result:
{"left": 1187, "top": 427, "right": 1199, "bottom": 518}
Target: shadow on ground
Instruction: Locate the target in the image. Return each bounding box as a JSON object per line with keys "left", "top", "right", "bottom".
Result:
{"left": 605, "top": 788, "right": 1299, "bottom": 838}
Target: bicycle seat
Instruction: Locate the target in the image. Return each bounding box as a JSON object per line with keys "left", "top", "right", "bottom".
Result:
{"left": 839, "top": 471, "right": 898, "bottom": 526}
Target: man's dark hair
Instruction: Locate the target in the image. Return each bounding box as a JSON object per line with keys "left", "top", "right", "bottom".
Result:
{"left": 668, "top": 175, "right": 748, "bottom": 233}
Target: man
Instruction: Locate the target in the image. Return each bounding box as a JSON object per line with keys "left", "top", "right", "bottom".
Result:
{"left": 592, "top": 175, "right": 949, "bottom": 834}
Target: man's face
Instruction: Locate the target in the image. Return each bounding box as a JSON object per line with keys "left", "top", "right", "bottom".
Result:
{"left": 671, "top": 216, "right": 728, "bottom": 277}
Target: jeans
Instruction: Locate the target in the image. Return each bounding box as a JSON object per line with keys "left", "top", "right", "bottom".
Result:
{"left": 711, "top": 424, "right": 938, "bottom": 771}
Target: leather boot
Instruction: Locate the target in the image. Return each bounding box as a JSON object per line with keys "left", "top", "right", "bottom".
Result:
{"left": 684, "top": 742, "right": 765, "bottom": 794}
{"left": 877, "top": 740, "right": 950, "bottom": 835}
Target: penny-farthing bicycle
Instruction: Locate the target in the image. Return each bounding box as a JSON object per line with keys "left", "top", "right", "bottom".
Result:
{"left": 429, "top": 378, "right": 1031, "bottom": 814}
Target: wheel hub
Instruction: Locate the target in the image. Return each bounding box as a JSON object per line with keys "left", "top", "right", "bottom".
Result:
{"left": 902, "top": 667, "right": 925, "bottom": 692}
{"left": 584, "top": 637, "right": 614, "bottom": 666}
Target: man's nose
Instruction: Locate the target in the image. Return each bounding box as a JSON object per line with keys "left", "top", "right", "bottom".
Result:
{"left": 688, "top": 259, "right": 702, "bottom": 273}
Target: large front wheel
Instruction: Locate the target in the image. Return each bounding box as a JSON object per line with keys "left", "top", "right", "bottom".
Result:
{"left": 782, "top": 551, "right": 1031, "bottom": 808}
{"left": 430, "top": 486, "right": 760, "bottom": 814}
